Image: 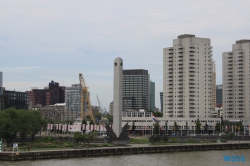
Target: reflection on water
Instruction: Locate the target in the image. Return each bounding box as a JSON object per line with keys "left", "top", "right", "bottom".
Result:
{"left": 1, "top": 149, "right": 249, "bottom": 166}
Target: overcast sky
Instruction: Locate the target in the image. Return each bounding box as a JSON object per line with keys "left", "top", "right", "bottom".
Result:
{"left": 0, "top": 0, "right": 250, "bottom": 110}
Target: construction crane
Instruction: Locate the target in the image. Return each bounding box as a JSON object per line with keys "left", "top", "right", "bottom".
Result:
{"left": 96, "top": 95, "right": 103, "bottom": 113}
{"left": 79, "top": 73, "right": 95, "bottom": 122}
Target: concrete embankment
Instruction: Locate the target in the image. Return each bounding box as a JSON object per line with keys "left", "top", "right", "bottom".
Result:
{"left": 0, "top": 143, "right": 249, "bottom": 161}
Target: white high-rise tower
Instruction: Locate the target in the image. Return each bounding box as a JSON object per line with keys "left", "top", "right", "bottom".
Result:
{"left": 163, "top": 34, "right": 214, "bottom": 119}
{"left": 223, "top": 39, "right": 250, "bottom": 121}
{"left": 113, "top": 57, "right": 123, "bottom": 137}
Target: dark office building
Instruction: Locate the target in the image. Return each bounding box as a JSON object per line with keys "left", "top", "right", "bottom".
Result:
{"left": 160, "top": 92, "right": 163, "bottom": 112}
{"left": 0, "top": 87, "right": 4, "bottom": 110}
{"left": 3, "top": 89, "right": 28, "bottom": 109}
{"left": 216, "top": 84, "right": 223, "bottom": 107}
{"left": 27, "top": 80, "right": 65, "bottom": 107}
{"left": 150, "top": 81, "right": 155, "bottom": 110}
{"left": 122, "top": 69, "right": 150, "bottom": 111}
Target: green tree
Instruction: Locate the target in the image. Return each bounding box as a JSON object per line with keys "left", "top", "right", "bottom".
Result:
{"left": 153, "top": 121, "right": 160, "bottom": 135}
{"left": 0, "top": 108, "right": 19, "bottom": 146}
{"left": 173, "top": 122, "right": 179, "bottom": 136}
{"left": 18, "top": 110, "right": 32, "bottom": 142}
{"left": 94, "top": 113, "right": 102, "bottom": 121}
{"left": 195, "top": 118, "right": 202, "bottom": 134}
{"left": 148, "top": 135, "right": 156, "bottom": 144}
{"left": 106, "top": 114, "right": 113, "bottom": 123}
{"left": 29, "top": 110, "right": 48, "bottom": 141}
{"left": 74, "top": 132, "right": 85, "bottom": 143}
{"left": 215, "top": 122, "right": 222, "bottom": 133}
{"left": 162, "top": 135, "right": 168, "bottom": 144}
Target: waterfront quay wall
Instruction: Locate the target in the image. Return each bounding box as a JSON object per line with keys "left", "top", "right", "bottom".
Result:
{"left": 0, "top": 143, "right": 249, "bottom": 161}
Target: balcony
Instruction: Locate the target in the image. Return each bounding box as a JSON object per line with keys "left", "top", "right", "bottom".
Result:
{"left": 189, "top": 111, "right": 196, "bottom": 114}
{"left": 177, "top": 115, "right": 184, "bottom": 118}
{"left": 168, "top": 111, "right": 173, "bottom": 114}
{"left": 189, "top": 115, "right": 196, "bottom": 118}
{"left": 189, "top": 107, "right": 196, "bottom": 109}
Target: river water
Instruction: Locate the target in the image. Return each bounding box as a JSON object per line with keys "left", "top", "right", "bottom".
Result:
{"left": 1, "top": 149, "right": 249, "bottom": 166}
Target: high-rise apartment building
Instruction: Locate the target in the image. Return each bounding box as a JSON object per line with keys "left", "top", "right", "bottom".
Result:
{"left": 122, "top": 69, "right": 150, "bottom": 111}
{"left": 163, "top": 34, "right": 214, "bottom": 119}
{"left": 150, "top": 81, "right": 155, "bottom": 110}
{"left": 223, "top": 39, "right": 250, "bottom": 120}
{"left": 216, "top": 84, "right": 223, "bottom": 107}
{"left": 64, "top": 84, "right": 81, "bottom": 120}
{"left": 211, "top": 61, "right": 216, "bottom": 110}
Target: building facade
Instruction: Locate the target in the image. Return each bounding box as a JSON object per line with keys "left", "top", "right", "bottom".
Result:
{"left": 163, "top": 34, "right": 215, "bottom": 119}
{"left": 26, "top": 80, "right": 65, "bottom": 107}
{"left": 64, "top": 84, "right": 81, "bottom": 120}
{"left": 122, "top": 111, "right": 221, "bottom": 135}
{"left": 160, "top": 92, "right": 163, "bottom": 112}
{"left": 109, "top": 101, "right": 114, "bottom": 115}
{"left": 149, "top": 81, "right": 155, "bottom": 110}
{"left": 222, "top": 39, "right": 250, "bottom": 123}
{"left": 216, "top": 84, "right": 223, "bottom": 107}
{"left": 32, "top": 103, "right": 65, "bottom": 121}
{"left": 3, "top": 90, "right": 28, "bottom": 109}
{"left": 122, "top": 69, "right": 150, "bottom": 111}
{"left": 211, "top": 61, "right": 216, "bottom": 110}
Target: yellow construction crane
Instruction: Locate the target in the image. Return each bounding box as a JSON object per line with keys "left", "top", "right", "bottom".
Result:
{"left": 79, "top": 73, "right": 95, "bottom": 123}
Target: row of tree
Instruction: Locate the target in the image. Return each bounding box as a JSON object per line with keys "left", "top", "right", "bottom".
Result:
{"left": 0, "top": 108, "right": 48, "bottom": 146}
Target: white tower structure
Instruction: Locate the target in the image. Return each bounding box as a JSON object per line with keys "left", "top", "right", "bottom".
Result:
{"left": 113, "top": 57, "right": 123, "bottom": 137}
{"left": 163, "top": 34, "right": 214, "bottom": 119}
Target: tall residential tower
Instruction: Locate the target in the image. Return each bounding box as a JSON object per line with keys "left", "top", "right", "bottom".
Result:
{"left": 223, "top": 39, "right": 250, "bottom": 121}
{"left": 163, "top": 34, "right": 214, "bottom": 119}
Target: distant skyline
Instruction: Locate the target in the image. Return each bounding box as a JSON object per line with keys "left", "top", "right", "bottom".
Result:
{"left": 1, "top": 0, "right": 250, "bottom": 110}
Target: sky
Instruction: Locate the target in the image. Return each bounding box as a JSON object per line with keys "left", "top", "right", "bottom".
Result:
{"left": 0, "top": 0, "right": 250, "bottom": 110}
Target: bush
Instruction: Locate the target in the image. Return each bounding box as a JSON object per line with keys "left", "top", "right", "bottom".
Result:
{"left": 41, "top": 136, "right": 55, "bottom": 143}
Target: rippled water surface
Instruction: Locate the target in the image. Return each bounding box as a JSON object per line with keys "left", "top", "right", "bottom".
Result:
{"left": 1, "top": 149, "right": 249, "bottom": 166}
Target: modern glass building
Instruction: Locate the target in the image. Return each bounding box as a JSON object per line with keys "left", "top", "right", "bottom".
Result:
{"left": 150, "top": 81, "right": 155, "bottom": 110}
{"left": 122, "top": 69, "right": 150, "bottom": 111}
{"left": 216, "top": 84, "right": 223, "bottom": 106}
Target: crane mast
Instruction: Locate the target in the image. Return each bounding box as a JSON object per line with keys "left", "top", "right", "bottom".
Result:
{"left": 79, "top": 73, "right": 95, "bottom": 122}
{"left": 96, "top": 95, "right": 103, "bottom": 113}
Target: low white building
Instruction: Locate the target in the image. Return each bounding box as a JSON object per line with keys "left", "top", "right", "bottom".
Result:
{"left": 122, "top": 111, "right": 221, "bottom": 135}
